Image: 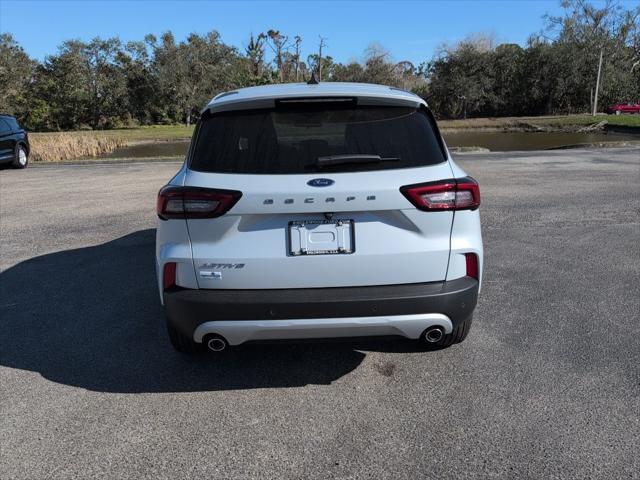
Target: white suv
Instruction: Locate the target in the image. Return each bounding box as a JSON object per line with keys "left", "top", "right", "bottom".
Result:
{"left": 156, "top": 82, "right": 482, "bottom": 353}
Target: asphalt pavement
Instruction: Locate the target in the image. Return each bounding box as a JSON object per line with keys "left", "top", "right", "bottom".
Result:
{"left": 1, "top": 148, "right": 639, "bottom": 479}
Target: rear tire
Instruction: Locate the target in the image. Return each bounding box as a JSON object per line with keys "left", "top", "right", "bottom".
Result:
{"left": 425, "top": 316, "right": 473, "bottom": 348}
{"left": 166, "top": 318, "right": 203, "bottom": 354}
{"left": 11, "top": 144, "right": 28, "bottom": 169}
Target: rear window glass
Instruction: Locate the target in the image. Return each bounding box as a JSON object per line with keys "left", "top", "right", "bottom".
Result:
{"left": 189, "top": 104, "right": 445, "bottom": 174}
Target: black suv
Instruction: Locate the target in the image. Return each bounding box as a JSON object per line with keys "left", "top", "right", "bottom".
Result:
{"left": 0, "top": 114, "right": 30, "bottom": 169}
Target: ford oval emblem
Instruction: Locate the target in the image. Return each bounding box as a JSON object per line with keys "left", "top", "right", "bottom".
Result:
{"left": 307, "top": 178, "right": 334, "bottom": 187}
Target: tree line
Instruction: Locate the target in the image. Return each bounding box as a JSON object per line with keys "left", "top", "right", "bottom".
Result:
{"left": 0, "top": 0, "right": 638, "bottom": 131}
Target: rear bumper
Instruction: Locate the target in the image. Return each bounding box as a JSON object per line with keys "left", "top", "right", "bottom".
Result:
{"left": 164, "top": 277, "right": 478, "bottom": 344}
{"left": 194, "top": 314, "right": 454, "bottom": 345}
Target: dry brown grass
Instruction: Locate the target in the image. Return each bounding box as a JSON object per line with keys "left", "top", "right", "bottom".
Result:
{"left": 29, "top": 132, "right": 127, "bottom": 162}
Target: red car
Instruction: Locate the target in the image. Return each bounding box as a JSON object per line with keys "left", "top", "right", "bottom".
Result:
{"left": 607, "top": 102, "right": 640, "bottom": 115}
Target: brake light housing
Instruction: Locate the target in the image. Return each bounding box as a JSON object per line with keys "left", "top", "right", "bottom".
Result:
{"left": 163, "top": 262, "right": 177, "bottom": 290}
{"left": 400, "top": 177, "right": 480, "bottom": 211}
{"left": 465, "top": 253, "right": 479, "bottom": 280}
{"left": 157, "top": 186, "right": 242, "bottom": 220}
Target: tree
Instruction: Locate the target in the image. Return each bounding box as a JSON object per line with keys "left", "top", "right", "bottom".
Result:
{"left": 246, "top": 33, "right": 268, "bottom": 81}
{"left": 426, "top": 37, "right": 498, "bottom": 118}
{"left": 545, "top": 0, "right": 640, "bottom": 112}
{"left": 307, "top": 53, "right": 335, "bottom": 80}
{"left": 360, "top": 43, "right": 397, "bottom": 85}
{"left": 83, "top": 37, "right": 128, "bottom": 128}
{"left": 0, "top": 33, "right": 35, "bottom": 116}
{"left": 39, "top": 40, "right": 92, "bottom": 129}
{"left": 317, "top": 36, "right": 327, "bottom": 80}
{"left": 293, "top": 35, "right": 302, "bottom": 81}
{"left": 152, "top": 31, "right": 244, "bottom": 125}
{"left": 2, "top": 1, "right": 638, "bottom": 130}
{"left": 266, "top": 29, "right": 288, "bottom": 82}
{"left": 394, "top": 61, "right": 416, "bottom": 90}
{"left": 492, "top": 44, "right": 525, "bottom": 115}
{"left": 119, "top": 40, "right": 160, "bottom": 124}
{"left": 332, "top": 61, "right": 365, "bottom": 82}
{"left": 26, "top": 37, "right": 130, "bottom": 129}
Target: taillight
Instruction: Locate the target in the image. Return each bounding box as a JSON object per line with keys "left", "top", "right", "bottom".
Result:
{"left": 163, "top": 262, "right": 177, "bottom": 289}
{"left": 465, "top": 253, "right": 479, "bottom": 280}
{"left": 157, "top": 186, "right": 242, "bottom": 220}
{"left": 400, "top": 177, "right": 480, "bottom": 211}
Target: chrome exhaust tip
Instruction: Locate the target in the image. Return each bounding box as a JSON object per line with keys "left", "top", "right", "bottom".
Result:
{"left": 424, "top": 326, "right": 444, "bottom": 343}
{"left": 206, "top": 337, "right": 227, "bottom": 352}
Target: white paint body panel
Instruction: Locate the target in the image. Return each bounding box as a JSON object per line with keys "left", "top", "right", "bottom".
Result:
{"left": 156, "top": 83, "right": 483, "bottom": 298}
{"left": 184, "top": 164, "right": 456, "bottom": 289}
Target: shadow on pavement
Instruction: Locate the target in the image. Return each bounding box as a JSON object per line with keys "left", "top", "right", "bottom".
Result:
{"left": 0, "top": 229, "right": 428, "bottom": 393}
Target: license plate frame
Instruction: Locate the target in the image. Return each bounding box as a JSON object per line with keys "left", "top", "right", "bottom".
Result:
{"left": 288, "top": 219, "right": 355, "bottom": 256}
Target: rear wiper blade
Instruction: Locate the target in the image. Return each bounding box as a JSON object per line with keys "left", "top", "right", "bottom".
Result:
{"left": 315, "top": 154, "right": 399, "bottom": 167}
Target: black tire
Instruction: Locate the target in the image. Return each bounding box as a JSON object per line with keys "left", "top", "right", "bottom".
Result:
{"left": 11, "top": 143, "right": 28, "bottom": 169}
{"left": 166, "top": 318, "right": 203, "bottom": 354}
{"left": 425, "top": 315, "right": 473, "bottom": 349}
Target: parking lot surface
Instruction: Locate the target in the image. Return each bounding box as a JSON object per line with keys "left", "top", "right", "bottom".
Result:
{"left": 1, "top": 148, "right": 639, "bottom": 479}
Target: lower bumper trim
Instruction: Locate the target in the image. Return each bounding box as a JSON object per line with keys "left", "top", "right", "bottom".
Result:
{"left": 193, "top": 313, "right": 452, "bottom": 345}
{"left": 164, "top": 277, "right": 478, "bottom": 342}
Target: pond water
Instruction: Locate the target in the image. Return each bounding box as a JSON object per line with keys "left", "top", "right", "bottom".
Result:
{"left": 103, "top": 130, "right": 639, "bottom": 159}
{"left": 103, "top": 141, "right": 190, "bottom": 159}
{"left": 442, "top": 131, "right": 638, "bottom": 151}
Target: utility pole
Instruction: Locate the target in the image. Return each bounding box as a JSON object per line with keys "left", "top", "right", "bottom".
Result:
{"left": 593, "top": 47, "right": 604, "bottom": 116}
{"left": 318, "top": 36, "right": 327, "bottom": 81}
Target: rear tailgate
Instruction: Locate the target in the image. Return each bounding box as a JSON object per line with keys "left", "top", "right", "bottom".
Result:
{"left": 183, "top": 101, "right": 454, "bottom": 289}
{"left": 184, "top": 164, "right": 454, "bottom": 289}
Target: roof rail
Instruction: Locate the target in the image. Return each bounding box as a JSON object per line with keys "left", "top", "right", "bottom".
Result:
{"left": 213, "top": 91, "right": 239, "bottom": 101}
{"left": 389, "top": 87, "right": 418, "bottom": 97}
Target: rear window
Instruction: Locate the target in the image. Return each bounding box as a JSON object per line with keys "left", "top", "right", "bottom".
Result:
{"left": 189, "top": 104, "right": 445, "bottom": 174}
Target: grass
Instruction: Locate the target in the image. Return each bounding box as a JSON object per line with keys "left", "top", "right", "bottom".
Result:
{"left": 438, "top": 114, "right": 640, "bottom": 131}
{"left": 29, "top": 132, "right": 128, "bottom": 162}
{"left": 540, "top": 114, "right": 640, "bottom": 128}
{"left": 29, "top": 125, "right": 194, "bottom": 162}
{"left": 85, "top": 124, "right": 195, "bottom": 141}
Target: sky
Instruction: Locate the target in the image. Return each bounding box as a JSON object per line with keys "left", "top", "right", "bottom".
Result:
{"left": 0, "top": 0, "right": 576, "bottom": 65}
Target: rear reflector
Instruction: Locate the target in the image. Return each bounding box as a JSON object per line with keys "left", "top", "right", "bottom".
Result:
{"left": 163, "top": 262, "right": 177, "bottom": 290}
{"left": 157, "top": 186, "right": 242, "bottom": 220}
{"left": 400, "top": 177, "right": 480, "bottom": 211}
{"left": 465, "top": 253, "right": 479, "bottom": 280}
